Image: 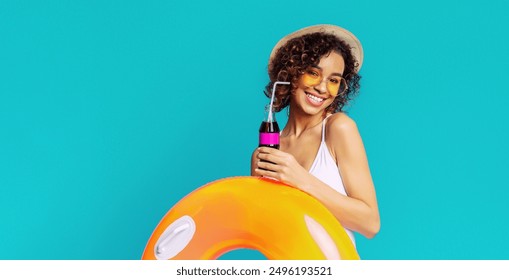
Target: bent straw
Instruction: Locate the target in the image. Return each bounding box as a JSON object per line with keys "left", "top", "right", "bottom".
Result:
{"left": 268, "top": 81, "right": 290, "bottom": 122}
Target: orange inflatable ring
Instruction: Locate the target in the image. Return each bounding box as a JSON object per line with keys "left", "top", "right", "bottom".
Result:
{"left": 142, "top": 176, "right": 359, "bottom": 260}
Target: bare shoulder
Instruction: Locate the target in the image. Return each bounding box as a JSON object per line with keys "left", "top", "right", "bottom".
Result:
{"left": 325, "top": 113, "right": 363, "bottom": 159}
{"left": 325, "top": 112, "right": 359, "bottom": 138}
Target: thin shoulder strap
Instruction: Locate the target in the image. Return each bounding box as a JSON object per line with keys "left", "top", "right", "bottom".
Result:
{"left": 321, "top": 114, "right": 333, "bottom": 142}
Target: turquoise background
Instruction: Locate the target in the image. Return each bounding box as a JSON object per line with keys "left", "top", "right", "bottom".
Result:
{"left": 1, "top": 0, "right": 508, "bottom": 260}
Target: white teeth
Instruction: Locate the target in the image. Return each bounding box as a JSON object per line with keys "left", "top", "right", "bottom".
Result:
{"left": 306, "top": 93, "right": 324, "bottom": 103}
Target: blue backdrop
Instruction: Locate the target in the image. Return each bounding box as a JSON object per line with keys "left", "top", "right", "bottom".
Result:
{"left": 1, "top": 0, "right": 508, "bottom": 260}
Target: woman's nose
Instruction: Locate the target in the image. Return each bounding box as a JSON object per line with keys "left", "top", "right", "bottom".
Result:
{"left": 314, "top": 79, "right": 328, "bottom": 95}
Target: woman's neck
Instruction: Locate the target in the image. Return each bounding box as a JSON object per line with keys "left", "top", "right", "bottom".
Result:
{"left": 283, "top": 109, "right": 326, "bottom": 138}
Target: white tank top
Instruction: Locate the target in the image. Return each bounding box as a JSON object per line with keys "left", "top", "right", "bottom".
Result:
{"left": 308, "top": 116, "right": 356, "bottom": 246}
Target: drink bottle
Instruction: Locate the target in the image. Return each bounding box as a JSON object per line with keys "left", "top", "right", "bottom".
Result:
{"left": 257, "top": 81, "right": 288, "bottom": 172}
{"left": 258, "top": 81, "right": 288, "bottom": 149}
{"left": 258, "top": 107, "right": 280, "bottom": 149}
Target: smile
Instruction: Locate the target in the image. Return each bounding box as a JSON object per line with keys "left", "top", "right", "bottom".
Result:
{"left": 306, "top": 93, "right": 325, "bottom": 104}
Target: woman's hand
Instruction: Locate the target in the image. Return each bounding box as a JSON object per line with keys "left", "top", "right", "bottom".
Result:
{"left": 254, "top": 147, "right": 311, "bottom": 188}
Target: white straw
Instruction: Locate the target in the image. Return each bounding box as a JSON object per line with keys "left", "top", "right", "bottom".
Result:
{"left": 268, "top": 81, "right": 290, "bottom": 122}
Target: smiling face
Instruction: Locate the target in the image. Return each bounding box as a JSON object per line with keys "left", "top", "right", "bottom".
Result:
{"left": 291, "top": 51, "right": 345, "bottom": 116}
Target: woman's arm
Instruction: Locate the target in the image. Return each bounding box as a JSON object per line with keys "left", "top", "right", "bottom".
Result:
{"left": 322, "top": 113, "right": 380, "bottom": 238}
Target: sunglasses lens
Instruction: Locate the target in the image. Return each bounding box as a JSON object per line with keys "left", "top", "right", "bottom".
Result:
{"left": 302, "top": 72, "right": 321, "bottom": 87}
{"left": 327, "top": 83, "right": 339, "bottom": 97}
{"left": 327, "top": 78, "right": 347, "bottom": 97}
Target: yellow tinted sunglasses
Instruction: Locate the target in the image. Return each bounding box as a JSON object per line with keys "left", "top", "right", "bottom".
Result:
{"left": 300, "top": 68, "right": 348, "bottom": 97}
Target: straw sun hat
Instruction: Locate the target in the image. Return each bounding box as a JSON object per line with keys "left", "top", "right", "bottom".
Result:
{"left": 269, "top": 24, "right": 364, "bottom": 72}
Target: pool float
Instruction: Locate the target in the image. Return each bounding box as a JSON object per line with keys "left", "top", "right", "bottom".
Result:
{"left": 142, "top": 176, "right": 359, "bottom": 260}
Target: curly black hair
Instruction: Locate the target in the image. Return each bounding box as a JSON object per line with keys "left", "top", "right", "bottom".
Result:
{"left": 265, "top": 32, "right": 361, "bottom": 113}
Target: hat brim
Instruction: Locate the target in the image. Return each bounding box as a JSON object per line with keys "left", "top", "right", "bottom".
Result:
{"left": 269, "top": 24, "right": 363, "bottom": 72}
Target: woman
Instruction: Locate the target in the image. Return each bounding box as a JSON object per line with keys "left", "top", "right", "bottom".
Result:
{"left": 251, "top": 25, "right": 380, "bottom": 246}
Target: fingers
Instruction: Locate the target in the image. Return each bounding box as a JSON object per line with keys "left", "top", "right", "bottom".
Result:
{"left": 257, "top": 147, "right": 289, "bottom": 165}
{"left": 257, "top": 160, "right": 279, "bottom": 172}
{"left": 254, "top": 167, "right": 280, "bottom": 180}
{"left": 257, "top": 147, "right": 284, "bottom": 156}
{"left": 255, "top": 147, "right": 295, "bottom": 183}
{"left": 257, "top": 153, "right": 280, "bottom": 166}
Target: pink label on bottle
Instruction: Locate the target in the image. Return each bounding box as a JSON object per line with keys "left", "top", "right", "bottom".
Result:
{"left": 259, "top": 132, "right": 279, "bottom": 145}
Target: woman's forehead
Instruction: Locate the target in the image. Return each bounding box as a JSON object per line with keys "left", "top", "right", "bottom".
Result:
{"left": 316, "top": 52, "right": 345, "bottom": 74}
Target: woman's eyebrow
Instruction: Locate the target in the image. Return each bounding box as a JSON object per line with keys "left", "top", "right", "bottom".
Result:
{"left": 311, "top": 65, "right": 344, "bottom": 77}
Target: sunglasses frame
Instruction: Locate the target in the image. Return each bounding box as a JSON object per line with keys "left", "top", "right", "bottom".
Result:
{"left": 300, "top": 68, "right": 348, "bottom": 97}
